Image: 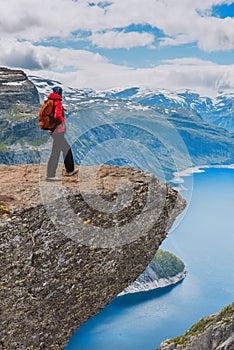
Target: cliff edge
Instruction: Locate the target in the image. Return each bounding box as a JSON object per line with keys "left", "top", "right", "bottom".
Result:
{"left": 0, "top": 67, "right": 39, "bottom": 109}
{"left": 0, "top": 163, "right": 186, "bottom": 349}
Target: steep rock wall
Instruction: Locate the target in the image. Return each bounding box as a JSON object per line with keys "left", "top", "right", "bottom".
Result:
{"left": 0, "top": 67, "right": 45, "bottom": 164}
{"left": 0, "top": 67, "right": 39, "bottom": 108}
{"left": 0, "top": 164, "right": 185, "bottom": 349}
{"left": 158, "top": 303, "right": 234, "bottom": 350}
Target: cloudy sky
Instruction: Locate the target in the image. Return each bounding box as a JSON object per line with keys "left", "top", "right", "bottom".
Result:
{"left": 1, "top": 0, "right": 234, "bottom": 96}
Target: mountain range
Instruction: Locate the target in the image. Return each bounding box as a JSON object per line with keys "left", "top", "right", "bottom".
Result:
{"left": 96, "top": 86, "right": 234, "bottom": 133}
{"left": 30, "top": 76, "right": 234, "bottom": 184}
{"left": 0, "top": 68, "right": 234, "bottom": 186}
{"left": 1, "top": 70, "right": 234, "bottom": 185}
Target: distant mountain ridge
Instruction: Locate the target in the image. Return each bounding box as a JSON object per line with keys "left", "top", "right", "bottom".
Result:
{"left": 95, "top": 87, "right": 234, "bottom": 133}
{"left": 30, "top": 76, "right": 234, "bottom": 136}
{"left": 0, "top": 68, "right": 45, "bottom": 164}
{"left": 0, "top": 71, "right": 234, "bottom": 184}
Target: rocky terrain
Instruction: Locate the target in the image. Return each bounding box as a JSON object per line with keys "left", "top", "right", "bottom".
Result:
{"left": 0, "top": 67, "right": 39, "bottom": 109}
{"left": 157, "top": 302, "right": 234, "bottom": 350}
{"left": 0, "top": 163, "right": 185, "bottom": 349}
{"left": 0, "top": 67, "right": 47, "bottom": 164}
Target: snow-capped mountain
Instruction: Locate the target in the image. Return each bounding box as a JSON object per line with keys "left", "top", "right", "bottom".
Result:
{"left": 27, "top": 76, "right": 234, "bottom": 185}
{"left": 95, "top": 87, "right": 234, "bottom": 132}
{"left": 2, "top": 72, "right": 233, "bottom": 184}
{"left": 31, "top": 76, "right": 234, "bottom": 130}
{"left": 31, "top": 76, "right": 234, "bottom": 132}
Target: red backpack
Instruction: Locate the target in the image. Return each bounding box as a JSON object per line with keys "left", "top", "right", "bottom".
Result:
{"left": 38, "top": 99, "right": 57, "bottom": 130}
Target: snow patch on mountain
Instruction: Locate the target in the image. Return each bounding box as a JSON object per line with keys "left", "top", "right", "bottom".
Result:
{"left": 30, "top": 75, "right": 234, "bottom": 132}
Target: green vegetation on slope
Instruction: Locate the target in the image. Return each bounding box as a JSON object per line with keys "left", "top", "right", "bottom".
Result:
{"left": 0, "top": 143, "right": 9, "bottom": 152}
{"left": 153, "top": 250, "right": 185, "bottom": 278}
{"left": 3, "top": 103, "right": 37, "bottom": 120}
{"left": 158, "top": 302, "right": 234, "bottom": 349}
{"left": 0, "top": 103, "right": 48, "bottom": 152}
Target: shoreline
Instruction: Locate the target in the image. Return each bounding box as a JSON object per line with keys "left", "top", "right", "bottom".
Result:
{"left": 118, "top": 269, "right": 187, "bottom": 296}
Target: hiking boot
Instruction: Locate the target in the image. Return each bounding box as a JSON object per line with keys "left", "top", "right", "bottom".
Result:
{"left": 46, "top": 176, "right": 61, "bottom": 181}
{"left": 65, "top": 169, "right": 78, "bottom": 176}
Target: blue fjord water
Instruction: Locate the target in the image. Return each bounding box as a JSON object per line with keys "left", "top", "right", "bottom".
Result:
{"left": 66, "top": 167, "right": 234, "bottom": 350}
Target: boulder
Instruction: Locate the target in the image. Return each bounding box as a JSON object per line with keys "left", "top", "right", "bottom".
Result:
{"left": 0, "top": 163, "right": 186, "bottom": 349}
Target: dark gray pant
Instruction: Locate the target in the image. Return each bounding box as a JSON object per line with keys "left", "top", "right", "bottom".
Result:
{"left": 47, "top": 133, "right": 74, "bottom": 177}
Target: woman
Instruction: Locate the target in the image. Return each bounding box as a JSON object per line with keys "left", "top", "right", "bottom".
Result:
{"left": 46, "top": 86, "right": 77, "bottom": 180}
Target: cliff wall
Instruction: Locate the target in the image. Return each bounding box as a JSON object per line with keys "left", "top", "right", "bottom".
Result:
{"left": 158, "top": 303, "right": 234, "bottom": 350}
{"left": 0, "top": 67, "right": 39, "bottom": 109}
{"left": 0, "top": 163, "right": 186, "bottom": 349}
{"left": 0, "top": 67, "right": 45, "bottom": 165}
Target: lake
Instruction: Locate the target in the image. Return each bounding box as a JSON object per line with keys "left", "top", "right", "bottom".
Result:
{"left": 65, "top": 167, "right": 234, "bottom": 350}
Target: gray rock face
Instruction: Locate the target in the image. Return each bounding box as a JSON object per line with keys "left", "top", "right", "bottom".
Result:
{"left": 158, "top": 303, "right": 234, "bottom": 350}
{"left": 0, "top": 164, "right": 186, "bottom": 350}
{"left": 0, "top": 67, "right": 39, "bottom": 109}
{"left": 0, "top": 67, "right": 46, "bottom": 164}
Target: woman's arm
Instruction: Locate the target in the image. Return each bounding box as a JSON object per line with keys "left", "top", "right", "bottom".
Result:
{"left": 54, "top": 99, "right": 65, "bottom": 124}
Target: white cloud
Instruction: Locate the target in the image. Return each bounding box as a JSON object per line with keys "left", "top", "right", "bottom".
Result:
{"left": 0, "top": 0, "right": 104, "bottom": 40}
{"left": 156, "top": 1, "right": 234, "bottom": 52}
{"left": 93, "top": 0, "right": 234, "bottom": 52}
{"left": 0, "top": 37, "right": 232, "bottom": 97}
{"left": 1, "top": 0, "right": 234, "bottom": 97}
{"left": 162, "top": 57, "right": 217, "bottom": 66}
{"left": 197, "top": 17, "right": 234, "bottom": 51}
{"left": 1, "top": 0, "right": 234, "bottom": 51}
{"left": 0, "top": 39, "right": 54, "bottom": 69}
{"left": 15, "top": 44, "right": 232, "bottom": 97}
{"left": 91, "top": 31, "right": 155, "bottom": 49}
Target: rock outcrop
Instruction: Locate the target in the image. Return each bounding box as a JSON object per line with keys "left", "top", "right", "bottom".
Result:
{"left": 0, "top": 163, "right": 185, "bottom": 350}
{"left": 119, "top": 251, "right": 187, "bottom": 295}
{"left": 0, "top": 67, "right": 39, "bottom": 109}
{"left": 157, "top": 302, "right": 234, "bottom": 350}
{"left": 0, "top": 67, "right": 45, "bottom": 165}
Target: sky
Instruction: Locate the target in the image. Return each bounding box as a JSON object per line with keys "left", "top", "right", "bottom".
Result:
{"left": 0, "top": 0, "right": 234, "bottom": 96}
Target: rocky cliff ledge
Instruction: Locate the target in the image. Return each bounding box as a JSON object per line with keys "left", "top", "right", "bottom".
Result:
{"left": 0, "top": 67, "right": 39, "bottom": 109}
{"left": 157, "top": 302, "right": 234, "bottom": 350}
{"left": 0, "top": 67, "right": 45, "bottom": 165}
{"left": 0, "top": 163, "right": 186, "bottom": 349}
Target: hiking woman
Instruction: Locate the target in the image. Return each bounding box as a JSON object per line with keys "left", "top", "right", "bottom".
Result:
{"left": 46, "top": 86, "right": 77, "bottom": 180}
